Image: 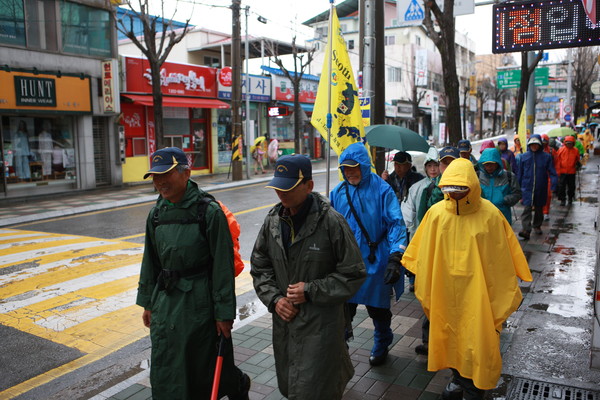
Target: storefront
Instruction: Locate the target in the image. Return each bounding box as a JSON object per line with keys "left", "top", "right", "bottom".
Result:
{"left": 120, "top": 56, "right": 229, "bottom": 182}
{"left": 216, "top": 69, "right": 271, "bottom": 169}
{"left": 264, "top": 66, "right": 318, "bottom": 156}
{"left": 0, "top": 68, "right": 94, "bottom": 197}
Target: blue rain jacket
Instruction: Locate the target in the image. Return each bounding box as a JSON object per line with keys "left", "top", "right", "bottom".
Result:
{"left": 330, "top": 142, "right": 408, "bottom": 308}
{"left": 478, "top": 148, "right": 521, "bottom": 224}
{"left": 516, "top": 134, "right": 558, "bottom": 207}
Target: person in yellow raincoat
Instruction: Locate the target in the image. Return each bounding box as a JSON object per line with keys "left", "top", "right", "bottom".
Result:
{"left": 402, "top": 158, "right": 532, "bottom": 399}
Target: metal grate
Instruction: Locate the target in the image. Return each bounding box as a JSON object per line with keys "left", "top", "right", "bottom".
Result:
{"left": 507, "top": 378, "right": 600, "bottom": 400}
{"left": 92, "top": 117, "right": 110, "bottom": 186}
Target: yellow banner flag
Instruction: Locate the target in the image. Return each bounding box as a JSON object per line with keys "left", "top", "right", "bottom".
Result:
{"left": 310, "top": 8, "right": 364, "bottom": 156}
{"left": 518, "top": 102, "right": 527, "bottom": 153}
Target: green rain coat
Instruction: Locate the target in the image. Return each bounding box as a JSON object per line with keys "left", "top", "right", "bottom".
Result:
{"left": 136, "top": 180, "right": 242, "bottom": 400}
{"left": 251, "top": 192, "right": 366, "bottom": 399}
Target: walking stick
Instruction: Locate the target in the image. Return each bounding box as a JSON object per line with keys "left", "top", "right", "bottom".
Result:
{"left": 210, "top": 335, "right": 226, "bottom": 400}
{"left": 577, "top": 169, "right": 582, "bottom": 205}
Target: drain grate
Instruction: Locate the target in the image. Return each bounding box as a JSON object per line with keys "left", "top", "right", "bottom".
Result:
{"left": 507, "top": 378, "right": 600, "bottom": 400}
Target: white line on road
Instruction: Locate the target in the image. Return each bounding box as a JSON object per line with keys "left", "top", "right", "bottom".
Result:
{"left": 0, "top": 240, "right": 132, "bottom": 265}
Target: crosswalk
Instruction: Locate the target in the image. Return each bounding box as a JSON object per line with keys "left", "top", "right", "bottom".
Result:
{"left": 0, "top": 228, "right": 255, "bottom": 397}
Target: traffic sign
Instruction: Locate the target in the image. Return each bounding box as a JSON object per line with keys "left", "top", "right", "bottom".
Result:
{"left": 497, "top": 68, "right": 549, "bottom": 89}
{"left": 565, "top": 114, "right": 572, "bottom": 122}
{"left": 564, "top": 105, "right": 573, "bottom": 114}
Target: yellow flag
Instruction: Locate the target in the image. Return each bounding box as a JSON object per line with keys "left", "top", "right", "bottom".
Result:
{"left": 310, "top": 8, "right": 364, "bottom": 156}
{"left": 518, "top": 102, "right": 527, "bottom": 153}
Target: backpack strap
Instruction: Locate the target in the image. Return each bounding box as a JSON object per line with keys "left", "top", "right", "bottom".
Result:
{"left": 343, "top": 182, "right": 386, "bottom": 264}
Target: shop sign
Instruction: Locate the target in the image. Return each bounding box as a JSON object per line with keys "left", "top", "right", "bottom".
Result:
{"left": 218, "top": 72, "right": 271, "bottom": 102}
{"left": 273, "top": 76, "right": 318, "bottom": 103}
{"left": 124, "top": 56, "right": 217, "bottom": 97}
{"left": 0, "top": 70, "right": 91, "bottom": 113}
{"left": 101, "top": 60, "right": 118, "bottom": 113}
{"left": 14, "top": 76, "right": 56, "bottom": 107}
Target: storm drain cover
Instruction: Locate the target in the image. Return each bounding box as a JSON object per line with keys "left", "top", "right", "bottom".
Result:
{"left": 507, "top": 378, "right": 600, "bottom": 400}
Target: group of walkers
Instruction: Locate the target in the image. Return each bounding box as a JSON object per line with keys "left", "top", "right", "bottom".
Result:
{"left": 135, "top": 131, "right": 588, "bottom": 399}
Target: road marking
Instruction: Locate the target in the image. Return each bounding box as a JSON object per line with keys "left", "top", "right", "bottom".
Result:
{"left": 0, "top": 228, "right": 257, "bottom": 397}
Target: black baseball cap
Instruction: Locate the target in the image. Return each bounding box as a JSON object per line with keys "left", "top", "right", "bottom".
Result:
{"left": 439, "top": 146, "right": 459, "bottom": 161}
{"left": 266, "top": 154, "right": 312, "bottom": 191}
{"left": 457, "top": 140, "right": 471, "bottom": 152}
{"left": 144, "top": 147, "right": 188, "bottom": 179}
{"left": 393, "top": 151, "right": 412, "bottom": 164}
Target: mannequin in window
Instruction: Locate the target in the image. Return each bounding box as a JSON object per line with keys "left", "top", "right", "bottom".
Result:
{"left": 13, "top": 120, "right": 31, "bottom": 180}
{"left": 38, "top": 120, "right": 53, "bottom": 176}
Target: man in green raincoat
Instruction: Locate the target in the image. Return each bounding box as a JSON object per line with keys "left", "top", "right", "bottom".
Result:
{"left": 137, "top": 147, "right": 250, "bottom": 400}
{"left": 251, "top": 155, "right": 366, "bottom": 399}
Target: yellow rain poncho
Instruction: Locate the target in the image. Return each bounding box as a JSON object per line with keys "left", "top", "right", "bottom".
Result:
{"left": 402, "top": 158, "right": 532, "bottom": 390}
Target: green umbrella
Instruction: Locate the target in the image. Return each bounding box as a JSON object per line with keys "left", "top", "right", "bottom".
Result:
{"left": 547, "top": 127, "right": 576, "bottom": 138}
{"left": 365, "top": 124, "right": 430, "bottom": 153}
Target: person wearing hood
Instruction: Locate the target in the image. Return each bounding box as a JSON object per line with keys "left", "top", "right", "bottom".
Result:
{"left": 509, "top": 134, "right": 523, "bottom": 155}
{"left": 251, "top": 155, "right": 366, "bottom": 399}
{"left": 478, "top": 148, "right": 522, "bottom": 224}
{"left": 497, "top": 137, "right": 518, "bottom": 174}
{"left": 555, "top": 135, "right": 581, "bottom": 206}
{"left": 516, "top": 135, "right": 558, "bottom": 240}
{"left": 330, "top": 142, "right": 408, "bottom": 366}
{"left": 540, "top": 134, "right": 556, "bottom": 218}
{"left": 402, "top": 158, "right": 532, "bottom": 400}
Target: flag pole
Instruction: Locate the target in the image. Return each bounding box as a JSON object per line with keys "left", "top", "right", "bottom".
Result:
{"left": 326, "top": 0, "right": 334, "bottom": 197}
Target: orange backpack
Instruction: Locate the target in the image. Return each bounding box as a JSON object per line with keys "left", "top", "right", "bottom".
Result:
{"left": 215, "top": 200, "right": 244, "bottom": 277}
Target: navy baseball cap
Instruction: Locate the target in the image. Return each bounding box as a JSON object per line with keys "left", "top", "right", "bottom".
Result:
{"left": 439, "top": 146, "right": 459, "bottom": 161}
{"left": 457, "top": 140, "right": 471, "bottom": 152}
{"left": 339, "top": 159, "right": 360, "bottom": 167}
{"left": 266, "top": 155, "right": 312, "bottom": 191}
{"left": 144, "top": 147, "right": 188, "bottom": 179}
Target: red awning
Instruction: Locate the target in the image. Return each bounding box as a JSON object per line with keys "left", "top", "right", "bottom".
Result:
{"left": 122, "top": 94, "right": 230, "bottom": 109}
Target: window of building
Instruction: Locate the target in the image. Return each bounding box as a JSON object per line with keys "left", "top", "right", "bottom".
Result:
{"left": 415, "top": 36, "right": 421, "bottom": 46}
{"left": 204, "top": 56, "right": 220, "bottom": 68}
{"left": 61, "top": 1, "right": 112, "bottom": 57}
{"left": 388, "top": 67, "right": 402, "bottom": 83}
{"left": 0, "top": 0, "right": 26, "bottom": 46}
{"left": 315, "top": 26, "right": 327, "bottom": 38}
{"left": 348, "top": 39, "right": 354, "bottom": 50}
{"left": 340, "top": 23, "right": 347, "bottom": 32}
{"left": 385, "top": 35, "right": 395, "bottom": 46}
{"left": 2, "top": 115, "right": 77, "bottom": 183}
{"left": 25, "top": 0, "right": 58, "bottom": 51}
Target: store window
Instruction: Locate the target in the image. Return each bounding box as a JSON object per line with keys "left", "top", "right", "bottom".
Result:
{"left": 164, "top": 107, "right": 191, "bottom": 150}
{"left": 217, "top": 109, "right": 232, "bottom": 165}
{"left": 61, "top": 1, "right": 112, "bottom": 57}
{"left": 25, "top": 0, "right": 59, "bottom": 51}
{"left": 2, "top": 116, "right": 77, "bottom": 184}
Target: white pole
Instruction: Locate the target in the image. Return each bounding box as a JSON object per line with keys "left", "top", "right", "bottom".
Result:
{"left": 326, "top": 0, "right": 334, "bottom": 196}
{"left": 245, "top": 6, "right": 252, "bottom": 179}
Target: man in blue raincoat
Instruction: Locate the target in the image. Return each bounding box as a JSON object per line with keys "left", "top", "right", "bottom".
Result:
{"left": 516, "top": 135, "right": 558, "bottom": 240}
{"left": 330, "top": 142, "right": 408, "bottom": 366}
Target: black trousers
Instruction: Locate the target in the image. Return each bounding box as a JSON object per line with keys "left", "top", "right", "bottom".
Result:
{"left": 558, "top": 173, "right": 576, "bottom": 201}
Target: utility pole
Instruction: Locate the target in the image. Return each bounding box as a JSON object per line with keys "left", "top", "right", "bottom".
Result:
{"left": 244, "top": 5, "right": 252, "bottom": 179}
{"left": 231, "top": 0, "right": 243, "bottom": 180}
{"left": 373, "top": 0, "right": 385, "bottom": 174}
{"left": 526, "top": 51, "right": 536, "bottom": 135}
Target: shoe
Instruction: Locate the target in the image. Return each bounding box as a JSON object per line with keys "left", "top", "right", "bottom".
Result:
{"left": 560, "top": 200, "right": 566, "bottom": 206}
{"left": 518, "top": 231, "right": 530, "bottom": 240}
{"left": 534, "top": 228, "right": 543, "bottom": 235}
{"left": 568, "top": 198, "right": 573, "bottom": 205}
{"left": 441, "top": 381, "right": 463, "bottom": 400}
{"left": 409, "top": 284, "right": 415, "bottom": 292}
{"left": 369, "top": 348, "right": 389, "bottom": 366}
{"left": 415, "top": 343, "right": 428, "bottom": 355}
{"left": 231, "top": 373, "right": 251, "bottom": 400}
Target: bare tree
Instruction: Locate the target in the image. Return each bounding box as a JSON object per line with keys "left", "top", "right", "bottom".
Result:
{"left": 265, "top": 37, "right": 315, "bottom": 153}
{"left": 422, "top": 0, "right": 462, "bottom": 145}
{"left": 514, "top": 51, "right": 543, "bottom": 132}
{"left": 115, "top": 0, "right": 191, "bottom": 149}
{"left": 411, "top": 86, "right": 426, "bottom": 133}
{"left": 570, "top": 47, "right": 600, "bottom": 122}
{"left": 476, "top": 77, "right": 493, "bottom": 137}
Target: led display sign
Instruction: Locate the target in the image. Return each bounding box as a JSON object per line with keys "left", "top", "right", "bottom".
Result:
{"left": 493, "top": 0, "right": 600, "bottom": 54}
{"left": 267, "top": 106, "right": 289, "bottom": 117}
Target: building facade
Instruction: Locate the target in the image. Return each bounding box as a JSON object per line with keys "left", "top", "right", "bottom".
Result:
{"left": 0, "top": 0, "right": 120, "bottom": 200}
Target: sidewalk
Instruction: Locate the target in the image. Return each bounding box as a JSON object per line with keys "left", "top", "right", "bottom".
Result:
{"left": 4, "top": 154, "right": 600, "bottom": 400}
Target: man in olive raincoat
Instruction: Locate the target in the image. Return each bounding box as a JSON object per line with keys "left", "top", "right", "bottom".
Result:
{"left": 330, "top": 142, "right": 407, "bottom": 366}
{"left": 137, "top": 147, "right": 249, "bottom": 400}
{"left": 251, "top": 155, "right": 366, "bottom": 399}
{"left": 402, "top": 158, "right": 532, "bottom": 399}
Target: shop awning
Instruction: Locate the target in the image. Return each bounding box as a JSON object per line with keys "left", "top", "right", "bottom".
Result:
{"left": 122, "top": 94, "right": 230, "bottom": 109}
{"left": 280, "top": 101, "right": 314, "bottom": 113}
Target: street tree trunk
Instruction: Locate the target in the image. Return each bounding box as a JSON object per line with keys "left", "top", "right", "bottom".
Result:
{"left": 423, "top": 0, "right": 462, "bottom": 145}
{"left": 514, "top": 51, "right": 543, "bottom": 132}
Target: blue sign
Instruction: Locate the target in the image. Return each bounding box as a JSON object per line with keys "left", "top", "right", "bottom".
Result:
{"left": 564, "top": 114, "right": 572, "bottom": 122}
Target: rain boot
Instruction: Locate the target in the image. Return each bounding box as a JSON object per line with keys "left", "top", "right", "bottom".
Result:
{"left": 369, "top": 318, "right": 393, "bottom": 366}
